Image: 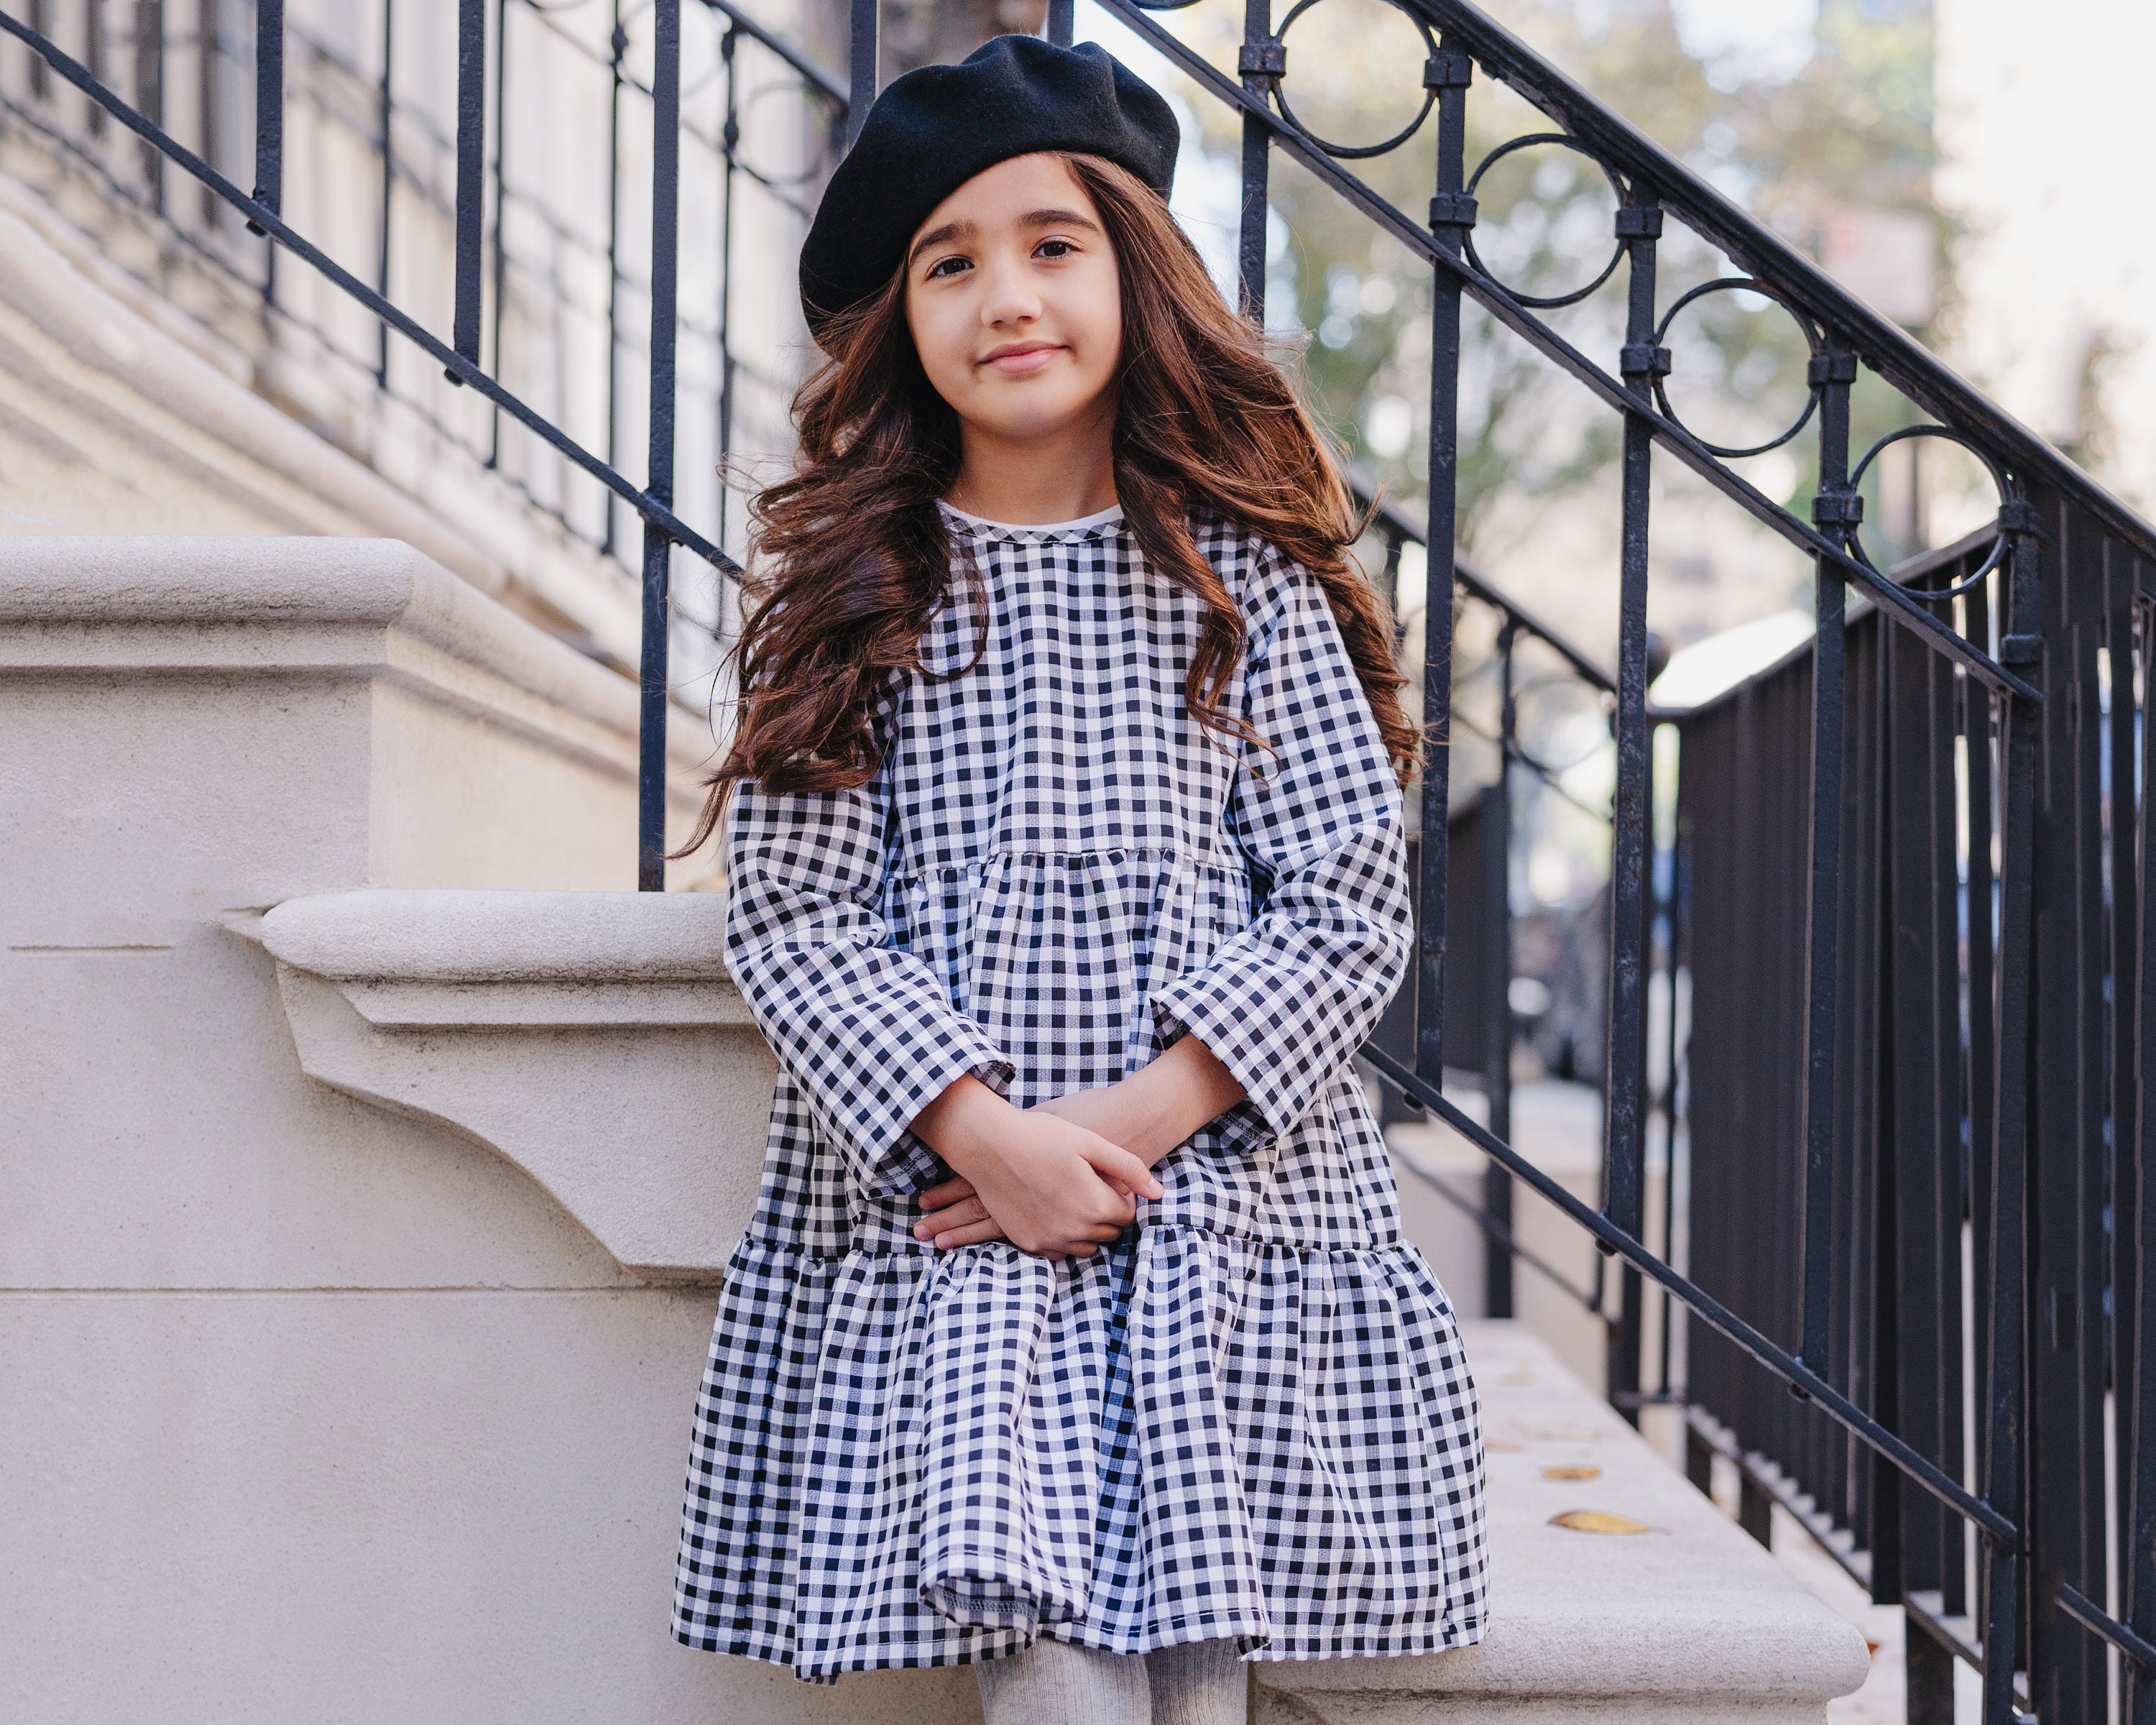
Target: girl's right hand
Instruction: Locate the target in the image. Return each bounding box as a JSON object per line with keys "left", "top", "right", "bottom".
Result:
{"left": 909, "top": 1077, "right": 1162, "bottom": 1258}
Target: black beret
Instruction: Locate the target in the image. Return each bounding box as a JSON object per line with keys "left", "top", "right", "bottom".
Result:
{"left": 799, "top": 35, "right": 1179, "bottom": 344}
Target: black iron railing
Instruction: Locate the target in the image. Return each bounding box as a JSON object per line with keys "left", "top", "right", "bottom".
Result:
{"left": 9, "top": 4, "right": 2156, "bottom": 1719}
{"left": 1082, "top": 4, "right": 2156, "bottom": 1722}
{"left": 1352, "top": 484, "right": 1620, "bottom": 1326}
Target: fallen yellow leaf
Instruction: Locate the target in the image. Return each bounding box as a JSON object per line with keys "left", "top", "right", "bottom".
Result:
{"left": 1548, "top": 1509, "right": 1654, "bottom": 1535}
{"left": 1541, "top": 1465, "right": 1602, "bottom": 1481}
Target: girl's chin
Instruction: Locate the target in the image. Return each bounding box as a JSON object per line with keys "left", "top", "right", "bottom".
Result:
{"left": 956, "top": 390, "right": 1112, "bottom": 442}
{"left": 962, "top": 411, "right": 1107, "bottom": 443}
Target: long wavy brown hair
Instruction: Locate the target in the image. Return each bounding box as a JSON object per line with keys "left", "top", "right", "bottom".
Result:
{"left": 680, "top": 151, "right": 1416, "bottom": 855}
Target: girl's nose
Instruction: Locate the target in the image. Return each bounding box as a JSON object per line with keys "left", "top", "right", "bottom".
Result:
{"left": 977, "top": 257, "right": 1041, "bottom": 327}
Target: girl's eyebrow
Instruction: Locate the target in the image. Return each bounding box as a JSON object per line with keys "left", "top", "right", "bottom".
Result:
{"left": 908, "top": 207, "right": 1102, "bottom": 267}
{"left": 909, "top": 218, "right": 977, "bottom": 264}
{"left": 1016, "top": 206, "right": 1102, "bottom": 234}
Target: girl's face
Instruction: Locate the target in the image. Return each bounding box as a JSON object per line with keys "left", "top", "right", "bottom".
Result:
{"left": 903, "top": 153, "right": 1123, "bottom": 443}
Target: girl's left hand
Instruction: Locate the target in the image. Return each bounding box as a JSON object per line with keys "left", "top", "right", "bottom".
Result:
{"left": 913, "top": 1097, "right": 1150, "bottom": 1248}
{"left": 913, "top": 1039, "right": 1245, "bottom": 1248}
{"left": 912, "top": 1173, "right": 1000, "bottom": 1248}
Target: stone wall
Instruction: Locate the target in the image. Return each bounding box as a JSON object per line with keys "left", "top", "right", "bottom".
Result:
{"left": 0, "top": 534, "right": 1868, "bottom": 1723}
{"left": 0, "top": 534, "right": 977, "bottom": 1722}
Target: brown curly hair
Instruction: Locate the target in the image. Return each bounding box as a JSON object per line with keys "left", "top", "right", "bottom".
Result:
{"left": 679, "top": 152, "right": 1415, "bottom": 855}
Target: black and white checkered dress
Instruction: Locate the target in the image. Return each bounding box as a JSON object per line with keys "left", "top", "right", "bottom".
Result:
{"left": 673, "top": 504, "right": 1487, "bottom": 1682}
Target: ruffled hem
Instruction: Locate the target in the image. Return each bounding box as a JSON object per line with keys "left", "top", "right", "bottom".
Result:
{"left": 673, "top": 1221, "right": 1488, "bottom": 1681}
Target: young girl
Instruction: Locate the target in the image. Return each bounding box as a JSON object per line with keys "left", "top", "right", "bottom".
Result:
{"left": 673, "top": 35, "right": 1486, "bottom": 1723}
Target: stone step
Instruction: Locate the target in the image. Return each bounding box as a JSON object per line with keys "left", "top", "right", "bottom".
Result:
{"left": 1256, "top": 1321, "right": 1872, "bottom": 1724}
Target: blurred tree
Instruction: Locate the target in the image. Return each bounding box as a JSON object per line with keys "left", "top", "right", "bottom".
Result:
{"left": 883, "top": 1, "right": 1049, "bottom": 75}
{"left": 1162, "top": 0, "right": 1947, "bottom": 561}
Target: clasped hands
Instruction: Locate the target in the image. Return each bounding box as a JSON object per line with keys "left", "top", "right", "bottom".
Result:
{"left": 905, "top": 1034, "right": 1245, "bottom": 1260}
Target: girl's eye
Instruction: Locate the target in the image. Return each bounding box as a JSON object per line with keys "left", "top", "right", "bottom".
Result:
{"left": 924, "top": 255, "right": 971, "bottom": 280}
{"left": 1036, "top": 239, "right": 1076, "bottom": 259}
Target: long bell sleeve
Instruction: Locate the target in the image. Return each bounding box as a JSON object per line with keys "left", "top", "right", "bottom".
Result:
{"left": 1148, "top": 549, "right": 1414, "bottom": 1144}
{"left": 723, "top": 751, "right": 1015, "bottom": 1200}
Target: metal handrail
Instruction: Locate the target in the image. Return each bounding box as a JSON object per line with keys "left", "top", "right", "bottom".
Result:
{"left": 1400, "top": 0, "right": 2156, "bottom": 572}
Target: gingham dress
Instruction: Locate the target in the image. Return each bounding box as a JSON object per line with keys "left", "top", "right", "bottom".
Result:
{"left": 673, "top": 503, "right": 1487, "bottom": 1681}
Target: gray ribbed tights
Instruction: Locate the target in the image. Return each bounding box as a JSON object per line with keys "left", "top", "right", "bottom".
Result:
{"left": 972, "top": 1636, "right": 1245, "bottom": 1725}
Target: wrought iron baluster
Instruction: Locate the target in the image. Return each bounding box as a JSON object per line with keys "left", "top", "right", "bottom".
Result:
{"left": 1657, "top": 739, "right": 1689, "bottom": 1400}
{"left": 1963, "top": 566, "right": 1998, "bottom": 1577}
{"left": 1416, "top": 34, "right": 1470, "bottom": 1090}
{"left": 845, "top": 0, "right": 875, "bottom": 152}
{"left": 248, "top": 0, "right": 280, "bottom": 298}
{"left": 1378, "top": 527, "right": 1405, "bottom": 653}
{"left": 637, "top": 0, "right": 681, "bottom": 891}
{"left": 195, "top": 0, "right": 212, "bottom": 226}
{"left": 1981, "top": 516, "right": 2042, "bottom": 1725}
{"left": 27, "top": 0, "right": 48, "bottom": 98}
{"left": 604, "top": 2, "right": 625, "bottom": 558}
{"left": 1881, "top": 576, "right": 1972, "bottom": 1722}
{"left": 716, "top": 23, "right": 738, "bottom": 552}
{"left": 2132, "top": 595, "right": 2156, "bottom": 1725}
{"left": 88, "top": 0, "right": 109, "bottom": 132}
{"left": 1484, "top": 620, "right": 1515, "bottom": 1317}
{"left": 451, "top": 0, "right": 486, "bottom": 377}
{"left": 487, "top": 0, "right": 506, "bottom": 466}
{"left": 2027, "top": 509, "right": 2114, "bottom": 1719}
{"left": 1235, "top": 0, "right": 1275, "bottom": 321}
{"left": 135, "top": 0, "right": 164, "bottom": 209}
{"left": 2106, "top": 584, "right": 2144, "bottom": 1721}
{"left": 376, "top": 0, "right": 392, "bottom": 387}
{"left": 1798, "top": 349, "right": 1858, "bottom": 1389}
{"left": 1603, "top": 193, "right": 1662, "bottom": 1417}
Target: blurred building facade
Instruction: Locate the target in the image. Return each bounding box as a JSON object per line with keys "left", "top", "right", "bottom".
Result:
{"left": 0, "top": 0, "right": 852, "bottom": 703}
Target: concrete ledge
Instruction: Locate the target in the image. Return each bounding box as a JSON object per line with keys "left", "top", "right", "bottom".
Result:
{"left": 0, "top": 534, "right": 710, "bottom": 893}
{"left": 257, "top": 887, "right": 751, "bottom": 1026}
{"left": 0, "top": 535, "right": 683, "bottom": 764}
{"left": 257, "top": 889, "right": 773, "bottom": 1276}
{"left": 1253, "top": 1322, "right": 1872, "bottom": 1724}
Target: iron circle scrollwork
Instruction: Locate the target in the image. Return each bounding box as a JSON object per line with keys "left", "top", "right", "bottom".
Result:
{"left": 1845, "top": 424, "right": 2014, "bottom": 597}
{"left": 1651, "top": 277, "right": 1823, "bottom": 459}
{"left": 730, "top": 74, "right": 847, "bottom": 195}
{"left": 1460, "top": 134, "right": 1627, "bottom": 309}
{"left": 1266, "top": 0, "right": 1439, "bottom": 161}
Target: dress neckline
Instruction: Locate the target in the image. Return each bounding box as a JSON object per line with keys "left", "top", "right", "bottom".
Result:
{"left": 936, "top": 499, "right": 1125, "bottom": 540}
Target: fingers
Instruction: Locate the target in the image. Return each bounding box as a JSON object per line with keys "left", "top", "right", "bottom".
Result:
{"left": 916, "top": 1175, "right": 977, "bottom": 1212}
{"left": 913, "top": 1196, "right": 990, "bottom": 1240}
{"left": 1074, "top": 1137, "right": 1164, "bottom": 1202}
{"left": 929, "top": 1218, "right": 1008, "bottom": 1249}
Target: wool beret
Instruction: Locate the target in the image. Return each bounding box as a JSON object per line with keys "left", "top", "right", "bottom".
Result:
{"left": 799, "top": 35, "right": 1179, "bottom": 344}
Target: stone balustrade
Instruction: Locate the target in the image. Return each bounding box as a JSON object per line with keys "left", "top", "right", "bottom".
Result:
{"left": 1, "top": 535, "right": 1869, "bottom": 1723}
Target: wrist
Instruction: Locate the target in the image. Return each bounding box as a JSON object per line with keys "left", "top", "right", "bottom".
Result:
{"left": 1110, "top": 1061, "right": 1186, "bottom": 1164}
{"left": 1121, "top": 1036, "right": 1247, "bottom": 1162}
{"left": 910, "top": 1075, "right": 1014, "bottom": 1176}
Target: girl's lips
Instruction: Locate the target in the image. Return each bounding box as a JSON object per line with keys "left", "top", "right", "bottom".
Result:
{"left": 981, "top": 344, "right": 1063, "bottom": 376}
